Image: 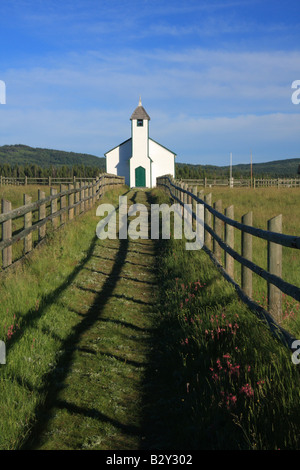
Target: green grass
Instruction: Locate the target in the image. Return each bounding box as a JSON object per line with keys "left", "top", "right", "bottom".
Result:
{"left": 145, "top": 188, "right": 300, "bottom": 450}
{"left": 0, "top": 185, "right": 135, "bottom": 449}
{"left": 0, "top": 184, "right": 299, "bottom": 450}
{"left": 188, "top": 186, "right": 300, "bottom": 337}
{"left": 0, "top": 186, "right": 163, "bottom": 450}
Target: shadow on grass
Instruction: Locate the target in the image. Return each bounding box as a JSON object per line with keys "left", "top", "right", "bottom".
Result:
{"left": 6, "top": 235, "right": 99, "bottom": 355}
{"left": 139, "top": 191, "right": 244, "bottom": 451}
{"left": 21, "top": 236, "right": 132, "bottom": 449}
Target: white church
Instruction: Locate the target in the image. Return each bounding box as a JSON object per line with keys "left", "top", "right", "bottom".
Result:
{"left": 105, "top": 99, "right": 176, "bottom": 188}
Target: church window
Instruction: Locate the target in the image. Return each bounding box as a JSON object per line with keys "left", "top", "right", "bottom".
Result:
{"left": 137, "top": 119, "right": 143, "bottom": 127}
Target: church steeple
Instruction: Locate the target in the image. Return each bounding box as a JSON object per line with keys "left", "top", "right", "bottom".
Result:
{"left": 130, "top": 97, "right": 150, "bottom": 121}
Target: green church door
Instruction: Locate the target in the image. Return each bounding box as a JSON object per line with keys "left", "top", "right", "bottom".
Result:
{"left": 135, "top": 166, "right": 146, "bottom": 187}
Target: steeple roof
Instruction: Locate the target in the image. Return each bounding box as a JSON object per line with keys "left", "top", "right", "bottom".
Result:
{"left": 130, "top": 97, "right": 150, "bottom": 121}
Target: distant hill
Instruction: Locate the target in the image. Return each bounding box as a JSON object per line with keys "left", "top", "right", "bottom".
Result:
{"left": 0, "top": 144, "right": 106, "bottom": 170}
{"left": 176, "top": 158, "right": 300, "bottom": 179}
{"left": 0, "top": 144, "right": 299, "bottom": 179}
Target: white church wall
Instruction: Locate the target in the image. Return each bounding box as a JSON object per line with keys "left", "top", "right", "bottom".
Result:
{"left": 149, "top": 139, "right": 175, "bottom": 187}
{"left": 105, "top": 139, "right": 131, "bottom": 185}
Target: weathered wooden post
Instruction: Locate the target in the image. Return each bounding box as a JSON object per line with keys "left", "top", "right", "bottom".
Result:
{"left": 68, "top": 184, "right": 74, "bottom": 220}
{"left": 213, "top": 200, "right": 222, "bottom": 263}
{"left": 1, "top": 199, "right": 12, "bottom": 268}
{"left": 180, "top": 182, "right": 184, "bottom": 208}
{"left": 24, "top": 194, "right": 32, "bottom": 253}
{"left": 84, "top": 182, "right": 89, "bottom": 211}
{"left": 89, "top": 182, "right": 93, "bottom": 208}
{"left": 183, "top": 183, "right": 188, "bottom": 206}
{"left": 268, "top": 214, "right": 282, "bottom": 322}
{"left": 92, "top": 179, "right": 97, "bottom": 205}
{"left": 241, "top": 212, "right": 253, "bottom": 298}
{"left": 204, "top": 193, "right": 212, "bottom": 251}
{"left": 38, "top": 190, "right": 46, "bottom": 241}
{"left": 60, "top": 184, "right": 67, "bottom": 225}
{"left": 75, "top": 182, "right": 80, "bottom": 216}
{"left": 51, "top": 188, "right": 58, "bottom": 229}
{"left": 225, "top": 205, "right": 234, "bottom": 279}
{"left": 80, "top": 181, "right": 85, "bottom": 213}
{"left": 192, "top": 186, "right": 197, "bottom": 229}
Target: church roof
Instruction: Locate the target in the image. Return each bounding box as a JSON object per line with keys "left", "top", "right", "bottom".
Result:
{"left": 130, "top": 97, "right": 150, "bottom": 121}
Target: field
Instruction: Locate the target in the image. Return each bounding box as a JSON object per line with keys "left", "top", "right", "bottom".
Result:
{"left": 0, "top": 184, "right": 299, "bottom": 450}
{"left": 194, "top": 186, "right": 300, "bottom": 338}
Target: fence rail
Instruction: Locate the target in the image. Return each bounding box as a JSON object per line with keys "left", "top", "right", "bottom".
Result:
{"left": 179, "top": 177, "right": 300, "bottom": 188}
{"left": 157, "top": 175, "right": 300, "bottom": 350}
{"left": 0, "top": 175, "right": 103, "bottom": 186}
{"left": 0, "top": 173, "right": 125, "bottom": 270}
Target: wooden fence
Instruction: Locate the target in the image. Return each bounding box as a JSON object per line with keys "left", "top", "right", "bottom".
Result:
{"left": 180, "top": 177, "right": 300, "bottom": 188}
{"left": 0, "top": 173, "right": 125, "bottom": 270}
{"left": 157, "top": 175, "right": 300, "bottom": 350}
{"left": 0, "top": 175, "right": 102, "bottom": 186}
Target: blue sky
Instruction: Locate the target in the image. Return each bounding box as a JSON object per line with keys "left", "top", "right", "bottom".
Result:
{"left": 0, "top": 0, "right": 300, "bottom": 166}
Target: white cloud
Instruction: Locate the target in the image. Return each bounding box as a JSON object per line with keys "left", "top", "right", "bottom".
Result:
{"left": 1, "top": 45, "right": 300, "bottom": 164}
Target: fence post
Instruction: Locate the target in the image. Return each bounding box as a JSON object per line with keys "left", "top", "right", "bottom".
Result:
{"left": 74, "top": 182, "right": 80, "bottom": 215}
{"left": 267, "top": 214, "right": 282, "bottom": 322}
{"left": 51, "top": 188, "right": 58, "bottom": 229}
{"left": 183, "top": 184, "right": 188, "bottom": 206}
{"left": 213, "top": 200, "right": 222, "bottom": 262}
{"left": 204, "top": 193, "right": 212, "bottom": 251}
{"left": 80, "top": 182, "right": 85, "bottom": 213}
{"left": 85, "top": 182, "right": 89, "bottom": 211}
{"left": 241, "top": 211, "right": 253, "bottom": 298}
{"left": 60, "top": 184, "right": 67, "bottom": 225}
{"left": 24, "top": 194, "right": 32, "bottom": 253}
{"left": 1, "top": 199, "right": 12, "bottom": 268}
{"left": 89, "top": 182, "right": 93, "bottom": 208}
{"left": 69, "top": 184, "right": 74, "bottom": 220}
{"left": 38, "top": 190, "right": 46, "bottom": 241}
{"left": 92, "top": 179, "right": 96, "bottom": 205}
{"left": 225, "top": 205, "right": 234, "bottom": 279}
{"left": 192, "top": 186, "right": 197, "bottom": 230}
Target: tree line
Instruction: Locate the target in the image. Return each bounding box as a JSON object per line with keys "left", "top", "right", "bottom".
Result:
{"left": 175, "top": 164, "right": 231, "bottom": 179}
{"left": 0, "top": 163, "right": 104, "bottom": 179}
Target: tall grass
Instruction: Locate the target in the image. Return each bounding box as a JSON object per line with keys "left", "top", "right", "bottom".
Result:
{"left": 150, "top": 187, "right": 300, "bottom": 450}
{"left": 0, "top": 186, "right": 126, "bottom": 449}
{"left": 196, "top": 187, "right": 300, "bottom": 337}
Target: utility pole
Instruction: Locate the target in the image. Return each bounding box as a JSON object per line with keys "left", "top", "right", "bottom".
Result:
{"left": 229, "top": 152, "right": 233, "bottom": 187}
{"left": 250, "top": 150, "right": 253, "bottom": 188}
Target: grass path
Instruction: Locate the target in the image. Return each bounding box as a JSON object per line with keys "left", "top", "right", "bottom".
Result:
{"left": 3, "top": 186, "right": 299, "bottom": 450}
{"left": 22, "top": 190, "right": 159, "bottom": 450}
